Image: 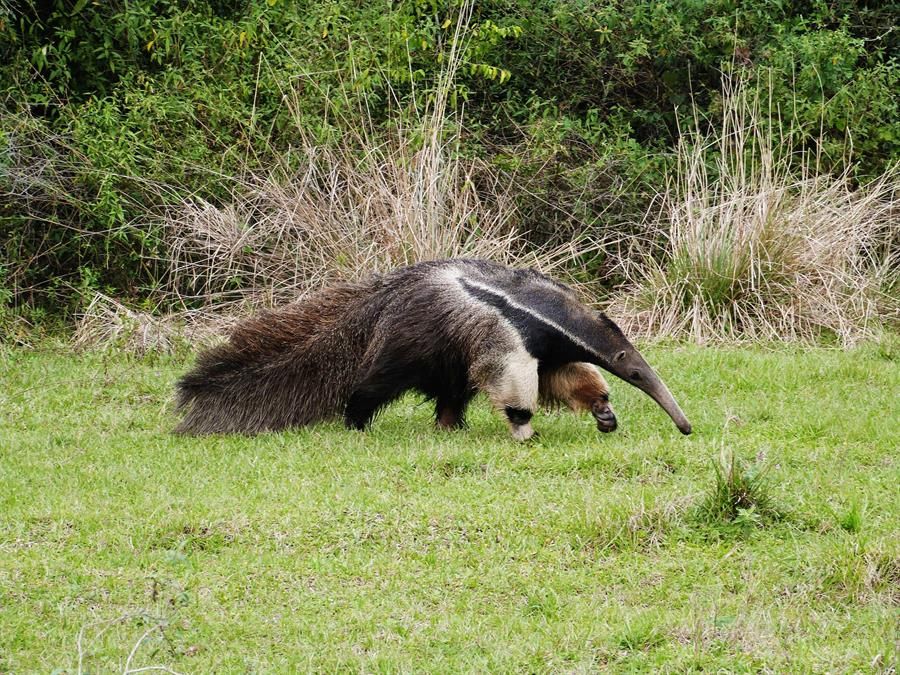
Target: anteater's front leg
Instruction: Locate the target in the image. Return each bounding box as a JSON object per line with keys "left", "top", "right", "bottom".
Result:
{"left": 539, "top": 362, "right": 616, "bottom": 432}
{"left": 435, "top": 390, "right": 475, "bottom": 429}
{"left": 476, "top": 347, "right": 540, "bottom": 441}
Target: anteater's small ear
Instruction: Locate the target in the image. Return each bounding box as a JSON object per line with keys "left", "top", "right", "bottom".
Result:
{"left": 614, "top": 350, "right": 627, "bottom": 362}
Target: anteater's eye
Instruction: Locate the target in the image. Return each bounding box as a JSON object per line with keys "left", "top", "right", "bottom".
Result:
{"left": 630, "top": 370, "right": 642, "bottom": 382}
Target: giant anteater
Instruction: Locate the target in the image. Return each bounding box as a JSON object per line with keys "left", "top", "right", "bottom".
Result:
{"left": 175, "top": 259, "right": 691, "bottom": 439}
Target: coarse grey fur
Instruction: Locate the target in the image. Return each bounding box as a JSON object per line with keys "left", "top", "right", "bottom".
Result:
{"left": 175, "top": 259, "right": 691, "bottom": 438}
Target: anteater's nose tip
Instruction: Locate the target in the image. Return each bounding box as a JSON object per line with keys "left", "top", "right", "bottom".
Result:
{"left": 679, "top": 422, "right": 692, "bottom": 435}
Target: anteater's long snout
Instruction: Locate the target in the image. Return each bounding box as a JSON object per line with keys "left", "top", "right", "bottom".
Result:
{"left": 642, "top": 373, "right": 692, "bottom": 435}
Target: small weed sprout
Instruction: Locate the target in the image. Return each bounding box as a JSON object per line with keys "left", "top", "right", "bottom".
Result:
{"left": 616, "top": 615, "right": 666, "bottom": 652}
{"left": 837, "top": 499, "right": 865, "bottom": 534}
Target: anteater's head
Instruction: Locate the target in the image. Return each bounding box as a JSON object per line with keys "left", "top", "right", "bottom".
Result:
{"left": 594, "top": 314, "right": 692, "bottom": 435}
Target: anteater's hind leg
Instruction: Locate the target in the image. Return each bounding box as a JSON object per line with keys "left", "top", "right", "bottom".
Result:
{"left": 344, "top": 369, "right": 410, "bottom": 430}
{"left": 344, "top": 344, "right": 416, "bottom": 430}
{"left": 474, "top": 346, "right": 540, "bottom": 441}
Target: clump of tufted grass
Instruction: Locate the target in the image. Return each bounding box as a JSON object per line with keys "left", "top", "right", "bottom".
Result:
{"left": 837, "top": 499, "right": 865, "bottom": 534}
{"left": 611, "top": 75, "right": 899, "bottom": 346}
{"left": 697, "top": 449, "right": 781, "bottom": 528}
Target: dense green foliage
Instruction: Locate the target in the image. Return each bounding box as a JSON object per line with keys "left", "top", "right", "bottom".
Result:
{"left": 2, "top": 345, "right": 898, "bottom": 669}
{"left": 1, "top": 0, "right": 898, "bottom": 316}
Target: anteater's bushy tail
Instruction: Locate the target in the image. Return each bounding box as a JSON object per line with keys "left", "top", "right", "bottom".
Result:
{"left": 175, "top": 280, "right": 382, "bottom": 434}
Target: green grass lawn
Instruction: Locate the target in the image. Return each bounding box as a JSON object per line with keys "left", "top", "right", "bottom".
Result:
{"left": 1, "top": 344, "right": 898, "bottom": 672}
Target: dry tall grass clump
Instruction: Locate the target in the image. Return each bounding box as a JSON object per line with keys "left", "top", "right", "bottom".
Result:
{"left": 80, "top": 138, "right": 593, "bottom": 353}
{"left": 73, "top": 293, "right": 225, "bottom": 355}
{"left": 611, "top": 77, "right": 899, "bottom": 346}
{"left": 160, "top": 139, "right": 583, "bottom": 313}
